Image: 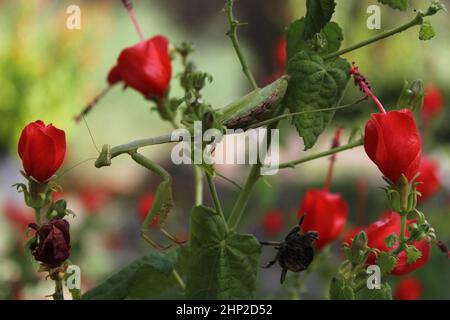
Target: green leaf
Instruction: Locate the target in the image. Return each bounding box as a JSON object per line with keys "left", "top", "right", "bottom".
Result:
{"left": 286, "top": 18, "right": 306, "bottom": 63}
{"left": 419, "top": 20, "right": 436, "bottom": 40}
{"left": 82, "top": 248, "right": 186, "bottom": 299}
{"left": 377, "top": 252, "right": 398, "bottom": 274}
{"left": 286, "top": 19, "right": 343, "bottom": 63}
{"left": 284, "top": 51, "right": 350, "bottom": 150}
{"left": 378, "top": 0, "right": 409, "bottom": 11}
{"left": 384, "top": 233, "right": 398, "bottom": 248}
{"left": 358, "top": 283, "right": 393, "bottom": 300}
{"left": 186, "top": 206, "right": 261, "bottom": 299}
{"left": 319, "top": 22, "right": 344, "bottom": 54}
{"left": 406, "top": 245, "right": 422, "bottom": 264}
{"left": 304, "top": 0, "right": 336, "bottom": 40}
{"left": 329, "top": 277, "right": 354, "bottom": 300}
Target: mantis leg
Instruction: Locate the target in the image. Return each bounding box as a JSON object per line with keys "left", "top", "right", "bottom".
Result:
{"left": 130, "top": 152, "right": 184, "bottom": 250}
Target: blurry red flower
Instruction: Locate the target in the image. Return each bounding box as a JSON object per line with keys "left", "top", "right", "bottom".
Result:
{"left": 416, "top": 156, "right": 440, "bottom": 202}
{"left": 138, "top": 193, "right": 159, "bottom": 226}
{"left": 3, "top": 201, "right": 34, "bottom": 232}
{"left": 29, "top": 219, "right": 71, "bottom": 268}
{"left": 422, "top": 85, "right": 444, "bottom": 120}
{"left": 18, "top": 120, "right": 66, "bottom": 183}
{"left": 78, "top": 187, "right": 110, "bottom": 213}
{"left": 297, "top": 189, "right": 348, "bottom": 249}
{"left": 394, "top": 277, "right": 423, "bottom": 300}
{"left": 108, "top": 35, "right": 172, "bottom": 99}
{"left": 262, "top": 210, "right": 284, "bottom": 235}
{"left": 274, "top": 37, "right": 286, "bottom": 70}
{"left": 364, "top": 109, "right": 421, "bottom": 183}
{"left": 360, "top": 212, "right": 430, "bottom": 275}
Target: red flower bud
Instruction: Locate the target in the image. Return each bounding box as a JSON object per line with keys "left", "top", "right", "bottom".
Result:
{"left": 274, "top": 37, "right": 286, "bottom": 70}
{"left": 138, "top": 193, "right": 159, "bottom": 226}
{"left": 422, "top": 85, "right": 444, "bottom": 120}
{"left": 416, "top": 156, "right": 441, "bottom": 202}
{"left": 364, "top": 109, "right": 421, "bottom": 183}
{"left": 394, "top": 277, "right": 423, "bottom": 300}
{"left": 363, "top": 212, "right": 430, "bottom": 275}
{"left": 108, "top": 35, "right": 172, "bottom": 99}
{"left": 342, "top": 226, "right": 366, "bottom": 247}
{"left": 18, "top": 120, "right": 66, "bottom": 183}
{"left": 297, "top": 189, "right": 348, "bottom": 249}
{"left": 29, "top": 219, "right": 71, "bottom": 268}
{"left": 262, "top": 210, "right": 284, "bottom": 235}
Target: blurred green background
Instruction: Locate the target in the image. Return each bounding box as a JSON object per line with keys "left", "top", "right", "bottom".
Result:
{"left": 0, "top": 0, "right": 449, "bottom": 299}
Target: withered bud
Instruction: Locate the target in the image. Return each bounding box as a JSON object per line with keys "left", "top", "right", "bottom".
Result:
{"left": 29, "top": 219, "right": 71, "bottom": 268}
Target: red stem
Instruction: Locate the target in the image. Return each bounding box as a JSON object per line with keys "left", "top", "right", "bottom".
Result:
{"left": 324, "top": 128, "right": 343, "bottom": 191}
{"left": 350, "top": 62, "right": 386, "bottom": 114}
{"left": 122, "top": 0, "right": 145, "bottom": 42}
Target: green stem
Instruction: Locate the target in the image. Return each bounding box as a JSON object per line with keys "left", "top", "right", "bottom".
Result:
{"left": 399, "top": 213, "right": 407, "bottom": 243}
{"left": 227, "top": 164, "right": 261, "bottom": 229}
{"left": 324, "top": 13, "right": 424, "bottom": 60}
{"left": 34, "top": 208, "right": 41, "bottom": 225}
{"left": 172, "top": 269, "right": 186, "bottom": 291}
{"left": 193, "top": 165, "right": 203, "bottom": 206}
{"left": 206, "top": 172, "right": 228, "bottom": 231}
{"left": 224, "top": 0, "right": 258, "bottom": 89}
{"left": 278, "top": 138, "right": 364, "bottom": 169}
{"left": 391, "top": 213, "right": 409, "bottom": 255}
{"left": 227, "top": 93, "right": 287, "bottom": 230}
{"left": 53, "top": 278, "right": 64, "bottom": 300}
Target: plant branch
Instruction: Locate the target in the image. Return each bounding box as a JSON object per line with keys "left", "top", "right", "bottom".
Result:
{"left": 324, "top": 12, "right": 425, "bottom": 60}
{"left": 172, "top": 269, "right": 186, "bottom": 291}
{"left": 205, "top": 172, "right": 228, "bottom": 231}
{"left": 224, "top": 0, "right": 258, "bottom": 89}
{"left": 227, "top": 163, "right": 261, "bottom": 229}
{"left": 193, "top": 165, "right": 203, "bottom": 206}
{"left": 278, "top": 138, "right": 364, "bottom": 169}
{"left": 53, "top": 278, "right": 64, "bottom": 300}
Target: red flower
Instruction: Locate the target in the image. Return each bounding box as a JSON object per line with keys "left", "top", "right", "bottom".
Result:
{"left": 262, "top": 210, "right": 284, "bottom": 235}
{"left": 108, "top": 35, "right": 172, "bottom": 99}
{"left": 364, "top": 109, "right": 421, "bottom": 183}
{"left": 394, "top": 277, "right": 423, "bottom": 300}
{"left": 138, "top": 193, "right": 159, "bottom": 226}
{"left": 18, "top": 120, "right": 66, "bottom": 183}
{"left": 422, "top": 85, "right": 444, "bottom": 120}
{"left": 361, "top": 212, "right": 430, "bottom": 275}
{"left": 416, "top": 156, "right": 441, "bottom": 202}
{"left": 274, "top": 37, "right": 286, "bottom": 70}
{"left": 3, "top": 201, "right": 34, "bottom": 232}
{"left": 297, "top": 189, "right": 348, "bottom": 249}
{"left": 29, "top": 219, "right": 71, "bottom": 268}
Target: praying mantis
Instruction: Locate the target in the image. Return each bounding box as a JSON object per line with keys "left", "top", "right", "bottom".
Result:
{"left": 91, "top": 75, "right": 290, "bottom": 250}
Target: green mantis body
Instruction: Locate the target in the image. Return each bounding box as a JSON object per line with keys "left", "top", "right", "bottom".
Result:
{"left": 216, "top": 75, "right": 289, "bottom": 130}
